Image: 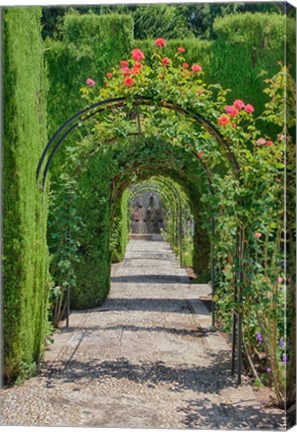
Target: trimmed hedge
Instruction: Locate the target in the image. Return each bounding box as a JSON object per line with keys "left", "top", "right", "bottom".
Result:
{"left": 3, "top": 8, "right": 49, "bottom": 381}
{"left": 137, "top": 13, "right": 295, "bottom": 116}
{"left": 46, "top": 12, "right": 134, "bottom": 136}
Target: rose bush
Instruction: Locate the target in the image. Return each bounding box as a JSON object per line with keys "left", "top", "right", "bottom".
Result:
{"left": 79, "top": 39, "right": 295, "bottom": 405}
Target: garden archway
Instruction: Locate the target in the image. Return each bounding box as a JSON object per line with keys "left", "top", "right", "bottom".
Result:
{"left": 37, "top": 46, "right": 287, "bottom": 392}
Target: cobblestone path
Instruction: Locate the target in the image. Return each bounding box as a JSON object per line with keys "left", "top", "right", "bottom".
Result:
{"left": 1, "top": 238, "right": 284, "bottom": 429}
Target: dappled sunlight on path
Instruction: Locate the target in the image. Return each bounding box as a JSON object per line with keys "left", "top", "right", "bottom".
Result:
{"left": 0, "top": 238, "right": 284, "bottom": 429}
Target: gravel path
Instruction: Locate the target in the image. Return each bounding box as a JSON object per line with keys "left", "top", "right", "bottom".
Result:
{"left": 1, "top": 238, "right": 284, "bottom": 429}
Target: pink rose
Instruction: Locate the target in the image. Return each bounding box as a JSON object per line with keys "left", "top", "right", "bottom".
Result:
{"left": 131, "top": 49, "right": 144, "bottom": 62}
{"left": 120, "top": 60, "right": 129, "bottom": 68}
{"left": 155, "top": 38, "right": 166, "bottom": 47}
{"left": 191, "top": 64, "right": 202, "bottom": 73}
{"left": 234, "top": 99, "right": 245, "bottom": 110}
{"left": 245, "top": 104, "right": 254, "bottom": 114}
{"left": 278, "top": 277, "right": 283, "bottom": 284}
{"left": 161, "top": 57, "right": 170, "bottom": 66}
{"left": 256, "top": 138, "right": 266, "bottom": 146}
{"left": 124, "top": 76, "right": 134, "bottom": 87}
{"left": 86, "top": 78, "right": 95, "bottom": 87}
{"left": 178, "top": 47, "right": 185, "bottom": 53}
{"left": 254, "top": 232, "right": 262, "bottom": 239}
{"left": 218, "top": 115, "right": 230, "bottom": 126}
{"left": 225, "top": 106, "right": 234, "bottom": 114}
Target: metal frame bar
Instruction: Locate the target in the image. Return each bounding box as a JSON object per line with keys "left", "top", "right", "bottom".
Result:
{"left": 36, "top": 96, "right": 240, "bottom": 189}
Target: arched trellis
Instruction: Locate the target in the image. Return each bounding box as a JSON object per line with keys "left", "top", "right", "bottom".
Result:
{"left": 128, "top": 181, "right": 183, "bottom": 266}
{"left": 36, "top": 96, "right": 240, "bottom": 190}
{"left": 37, "top": 96, "right": 244, "bottom": 384}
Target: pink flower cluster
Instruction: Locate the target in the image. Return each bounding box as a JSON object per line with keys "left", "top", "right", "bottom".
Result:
{"left": 255, "top": 138, "right": 273, "bottom": 146}
{"left": 218, "top": 100, "right": 255, "bottom": 127}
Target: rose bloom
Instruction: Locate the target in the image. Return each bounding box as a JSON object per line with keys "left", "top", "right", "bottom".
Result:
{"left": 232, "top": 123, "right": 237, "bottom": 128}
{"left": 218, "top": 115, "right": 230, "bottom": 126}
{"left": 155, "top": 38, "right": 166, "bottom": 47}
{"left": 131, "top": 66, "right": 141, "bottom": 75}
{"left": 266, "top": 140, "right": 273, "bottom": 146}
{"left": 121, "top": 66, "right": 130, "bottom": 76}
{"left": 178, "top": 47, "right": 185, "bottom": 53}
{"left": 256, "top": 138, "right": 266, "bottom": 146}
{"left": 106, "top": 72, "right": 113, "bottom": 79}
{"left": 131, "top": 48, "right": 144, "bottom": 62}
{"left": 254, "top": 232, "right": 262, "bottom": 239}
{"left": 191, "top": 64, "right": 202, "bottom": 73}
{"left": 124, "top": 76, "right": 134, "bottom": 87}
{"left": 86, "top": 78, "right": 95, "bottom": 86}
{"left": 225, "top": 105, "right": 234, "bottom": 114}
{"left": 234, "top": 99, "right": 245, "bottom": 110}
{"left": 183, "top": 62, "right": 189, "bottom": 69}
{"left": 225, "top": 106, "right": 239, "bottom": 117}
{"left": 245, "top": 104, "right": 254, "bottom": 114}
{"left": 120, "top": 60, "right": 129, "bottom": 68}
{"left": 162, "top": 57, "right": 170, "bottom": 66}
{"left": 278, "top": 276, "right": 283, "bottom": 284}
{"left": 198, "top": 152, "right": 204, "bottom": 159}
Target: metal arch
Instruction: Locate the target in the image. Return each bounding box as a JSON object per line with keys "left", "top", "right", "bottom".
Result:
{"left": 38, "top": 96, "right": 244, "bottom": 385}
{"left": 129, "top": 181, "right": 183, "bottom": 265}
{"left": 36, "top": 96, "right": 240, "bottom": 189}
{"left": 128, "top": 184, "right": 178, "bottom": 244}
{"left": 150, "top": 177, "right": 184, "bottom": 267}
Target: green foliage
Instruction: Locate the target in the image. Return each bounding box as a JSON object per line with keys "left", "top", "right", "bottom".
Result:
{"left": 3, "top": 7, "right": 50, "bottom": 381}
{"left": 133, "top": 5, "right": 193, "bottom": 40}
{"left": 45, "top": 11, "right": 133, "bottom": 136}
{"left": 111, "top": 190, "right": 129, "bottom": 263}
{"left": 137, "top": 13, "right": 295, "bottom": 118}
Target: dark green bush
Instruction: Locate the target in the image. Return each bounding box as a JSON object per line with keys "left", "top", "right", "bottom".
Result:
{"left": 3, "top": 7, "right": 49, "bottom": 381}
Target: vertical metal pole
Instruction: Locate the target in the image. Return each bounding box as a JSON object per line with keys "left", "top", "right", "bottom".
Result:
{"left": 179, "top": 204, "right": 183, "bottom": 267}
{"left": 175, "top": 203, "right": 179, "bottom": 247}
{"left": 231, "top": 312, "right": 237, "bottom": 375}
{"left": 231, "top": 226, "right": 239, "bottom": 375}
{"left": 237, "top": 311, "right": 243, "bottom": 384}
{"left": 211, "top": 216, "right": 216, "bottom": 327}
{"left": 66, "top": 285, "right": 70, "bottom": 328}
{"left": 237, "top": 226, "right": 244, "bottom": 385}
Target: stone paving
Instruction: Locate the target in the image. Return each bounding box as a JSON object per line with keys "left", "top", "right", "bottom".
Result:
{"left": 1, "top": 238, "right": 284, "bottom": 429}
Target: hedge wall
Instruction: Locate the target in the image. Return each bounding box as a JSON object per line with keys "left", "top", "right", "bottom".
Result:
{"left": 46, "top": 11, "right": 134, "bottom": 136}
{"left": 3, "top": 8, "right": 49, "bottom": 381}
{"left": 137, "top": 13, "right": 295, "bottom": 116}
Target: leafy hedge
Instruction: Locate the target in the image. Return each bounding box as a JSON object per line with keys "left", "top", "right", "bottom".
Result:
{"left": 137, "top": 13, "right": 295, "bottom": 116}
{"left": 46, "top": 11, "right": 134, "bottom": 136}
{"left": 3, "top": 8, "right": 49, "bottom": 381}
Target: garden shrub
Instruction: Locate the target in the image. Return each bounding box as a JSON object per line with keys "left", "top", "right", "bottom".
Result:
{"left": 3, "top": 7, "right": 49, "bottom": 381}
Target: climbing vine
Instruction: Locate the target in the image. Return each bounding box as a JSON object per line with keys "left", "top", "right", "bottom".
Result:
{"left": 77, "top": 40, "right": 295, "bottom": 404}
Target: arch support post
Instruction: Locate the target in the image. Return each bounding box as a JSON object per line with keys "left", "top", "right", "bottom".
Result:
{"left": 211, "top": 216, "right": 216, "bottom": 327}
{"left": 231, "top": 225, "right": 244, "bottom": 385}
